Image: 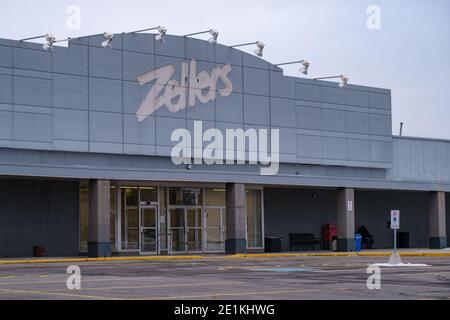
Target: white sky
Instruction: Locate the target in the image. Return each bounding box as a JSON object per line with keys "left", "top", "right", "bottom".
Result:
{"left": 1, "top": 0, "right": 449, "bottom": 139}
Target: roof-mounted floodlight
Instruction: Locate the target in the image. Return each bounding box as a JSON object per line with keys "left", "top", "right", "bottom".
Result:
{"left": 231, "top": 41, "right": 265, "bottom": 57}
{"left": 276, "top": 59, "right": 311, "bottom": 75}
{"left": 20, "top": 33, "right": 56, "bottom": 51}
{"left": 42, "top": 34, "right": 56, "bottom": 51}
{"left": 313, "top": 74, "right": 349, "bottom": 88}
{"left": 184, "top": 29, "right": 219, "bottom": 44}
{"left": 101, "top": 32, "right": 113, "bottom": 49}
{"left": 130, "top": 26, "right": 167, "bottom": 43}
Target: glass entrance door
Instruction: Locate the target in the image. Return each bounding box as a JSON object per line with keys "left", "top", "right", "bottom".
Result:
{"left": 169, "top": 208, "right": 186, "bottom": 253}
{"left": 140, "top": 207, "right": 158, "bottom": 254}
{"left": 187, "top": 208, "right": 202, "bottom": 252}
{"left": 205, "top": 207, "right": 225, "bottom": 252}
{"left": 169, "top": 207, "right": 203, "bottom": 253}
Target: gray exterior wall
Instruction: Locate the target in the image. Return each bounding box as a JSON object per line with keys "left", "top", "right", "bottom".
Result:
{"left": 0, "top": 179, "right": 79, "bottom": 257}
{"left": 1, "top": 33, "right": 450, "bottom": 190}
{"left": 264, "top": 188, "right": 430, "bottom": 250}
{"left": 0, "top": 33, "right": 392, "bottom": 170}
{"left": 447, "top": 193, "right": 450, "bottom": 246}
{"left": 388, "top": 137, "right": 450, "bottom": 183}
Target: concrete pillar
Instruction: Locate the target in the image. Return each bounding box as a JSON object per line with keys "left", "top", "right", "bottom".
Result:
{"left": 429, "top": 191, "right": 447, "bottom": 249}
{"left": 88, "top": 180, "right": 111, "bottom": 257}
{"left": 225, "top": 183, "right": 247, "bottom": 254}
{"left": 337, "top": 188, "right": 355, "bottom": 252}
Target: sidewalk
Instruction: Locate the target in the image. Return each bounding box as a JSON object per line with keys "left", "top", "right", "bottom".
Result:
{"left": 1, "top": 248, "right": 449, "bottom": 265}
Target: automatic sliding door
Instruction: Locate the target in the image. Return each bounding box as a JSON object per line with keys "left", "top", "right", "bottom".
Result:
{"left": 140, "top": 207, "right": 158, "bottom": 254}
{"left": 187, "top": 208, "right": 202, "bottom": 252}
{"left": 169, "top": 208, "right": 186, "bottom": 252}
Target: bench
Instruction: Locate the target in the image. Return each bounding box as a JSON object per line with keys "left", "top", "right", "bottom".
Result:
{"left": 289, "top": 233, "right": 321, "bottom": 251}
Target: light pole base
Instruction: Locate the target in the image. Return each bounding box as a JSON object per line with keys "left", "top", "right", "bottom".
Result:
{"left": 388, "top": 253, "right": 402, "bottom": 265}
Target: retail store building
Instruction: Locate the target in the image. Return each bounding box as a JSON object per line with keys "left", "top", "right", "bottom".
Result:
{"left": 0, "top": 33, "right": 449, "bottom": 257}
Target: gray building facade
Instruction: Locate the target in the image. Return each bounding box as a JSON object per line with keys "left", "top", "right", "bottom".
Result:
{"left": 0, "top": 32, "right": 448, "bottom": 257}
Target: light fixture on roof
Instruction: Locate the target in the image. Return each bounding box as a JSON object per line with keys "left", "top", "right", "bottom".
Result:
{"left": 231, "top": 41, "right": 265, "bottom": 57}
{"left": 155, "top": 26, "right": 167, "bottom": 43}
{"left": 276, "top": 59, "right": 311, "bottom": 75}
{"left": 184, "top": 29, "right": 219, "bottom": 44}
{"left": 101, "top": 32, "right": 113, "bottom": 49}
{"left": 339, "top": 75, "right": 349, "bottom": 88}
{"left": 42, "top": 34, "right": 56, "bottom": 51}
{"left": 130, "top": 26, "right": 167, "bottom": 43}
{"left": 313, "top": 74, "right": 350, "bottom": 88}
{"left": 254, "top": 41, "right": 265, "bottom": 57}
{"left": 20, "top": 33, "right": 56, "bottom": 51}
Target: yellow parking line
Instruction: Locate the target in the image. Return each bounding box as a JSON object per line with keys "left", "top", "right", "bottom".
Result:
{"left": 0, "top": 277, "right": 168, "bottom": 286}
{"left": 47, "top": 281, "right": 244, "bottom": 292}
{"left": 0, "top": 288, "right": 123, "bottom": 300}
{"left": 145, "top": 288, "right": 320, "bottom": 300}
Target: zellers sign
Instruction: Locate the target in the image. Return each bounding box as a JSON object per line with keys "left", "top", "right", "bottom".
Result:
{"left": 136, "top": 60, "right": 233, "bottom": 122}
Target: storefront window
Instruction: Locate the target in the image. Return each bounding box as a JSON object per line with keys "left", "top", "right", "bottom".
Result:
{"left": 169, "top": 188, "right": 202, "bottom": 206}
{"left": 121, "top": 187, "right": 139, "bottom": 250}
{"left": 205, "top": 188, "right": 225, "bottom": 206}
{"left": 140, "top": 187, "right": 158, "bottom": 205}
{"left": 110, "top": 186, "right": 116, "bottom": 252}
{"left": 247, "top": 189, "right": 263, "bottom": 248}
{"left": 159, "top": 187, "right": 168, "bottom": 252}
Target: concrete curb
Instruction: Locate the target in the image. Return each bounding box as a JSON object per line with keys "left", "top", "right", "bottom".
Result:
{"left": 1, "top": 251, "right": 449, "bottom": 265}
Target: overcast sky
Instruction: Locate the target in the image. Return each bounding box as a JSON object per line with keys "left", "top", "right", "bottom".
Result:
{"left": 1, "top": 0, "right": 449, "bottom": 139}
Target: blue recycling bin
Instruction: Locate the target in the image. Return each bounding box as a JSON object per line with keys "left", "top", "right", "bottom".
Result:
{"left": 355, "top": 234, "right": 362, "bottom": 252}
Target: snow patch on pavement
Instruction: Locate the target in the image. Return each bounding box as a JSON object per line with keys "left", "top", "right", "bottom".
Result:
{"left": 371, "top": 263, "right": 430, "bottom": 267}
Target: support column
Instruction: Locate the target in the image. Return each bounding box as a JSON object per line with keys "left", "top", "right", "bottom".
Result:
{"left": 337, "top": 188, "right": 355, "bottom": 252}
{"left": 88, "top": 180, "right": 111, "bottom": 257}
{"left": 429, "top": 191, "right": 447, "bottom": 249}
{"left": 225, "top": 183, "right": 247, "bottom": 254}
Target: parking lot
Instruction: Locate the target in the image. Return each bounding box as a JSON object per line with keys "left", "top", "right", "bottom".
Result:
{"left": 0, "top": 255, "right": 450, "bottom": 300}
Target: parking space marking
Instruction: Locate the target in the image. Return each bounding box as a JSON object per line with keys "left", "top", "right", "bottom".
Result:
{"left": 0, "top": 288, "right": 123, "bottom": 300}
{"left": 0, "top": 277, "right": 169, "bottom": 286}
{"left": 46, "top": 281, "right": 245, "bottom": 292}
{"left": 145, "top": 288, "right": 321, "bottom": 300}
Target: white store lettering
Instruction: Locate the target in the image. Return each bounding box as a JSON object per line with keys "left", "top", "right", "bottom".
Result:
{"left": 136, "top": 60, "right": 233, "bottom": 122}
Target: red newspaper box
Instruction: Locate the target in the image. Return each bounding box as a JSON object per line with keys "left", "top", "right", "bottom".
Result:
{"left": 322, "top": 224, "right": 336, "bottom": 250}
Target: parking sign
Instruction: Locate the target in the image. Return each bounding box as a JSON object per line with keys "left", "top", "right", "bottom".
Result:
{"left": 390, "top": 210, "right": 400, "bottom": 229}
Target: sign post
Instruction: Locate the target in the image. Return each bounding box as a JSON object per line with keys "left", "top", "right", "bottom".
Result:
{"left": 388, "top": 210, "right": 402, "bottom": 265}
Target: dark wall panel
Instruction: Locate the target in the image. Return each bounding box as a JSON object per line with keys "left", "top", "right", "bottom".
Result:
{"left": 355, "top": 190, "right": 428, "bottom": 248}
{"left": 264, "top": 188, "right": 336, "bottom": 251}
{"left": 0, "top": 179, "right": 79, "bottom": 257}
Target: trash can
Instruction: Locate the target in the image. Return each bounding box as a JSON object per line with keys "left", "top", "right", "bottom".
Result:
{"left": 264, "top": 237, "right": 282, "bottom": 252}
{"left": 397, "top": 232, "right": 410, "bottom": 248}
{"left": 355, "top": 234, "right": 362, "bottom": 252}
{"left": 33, "top": 245, "right": 46, "bottom": 257}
